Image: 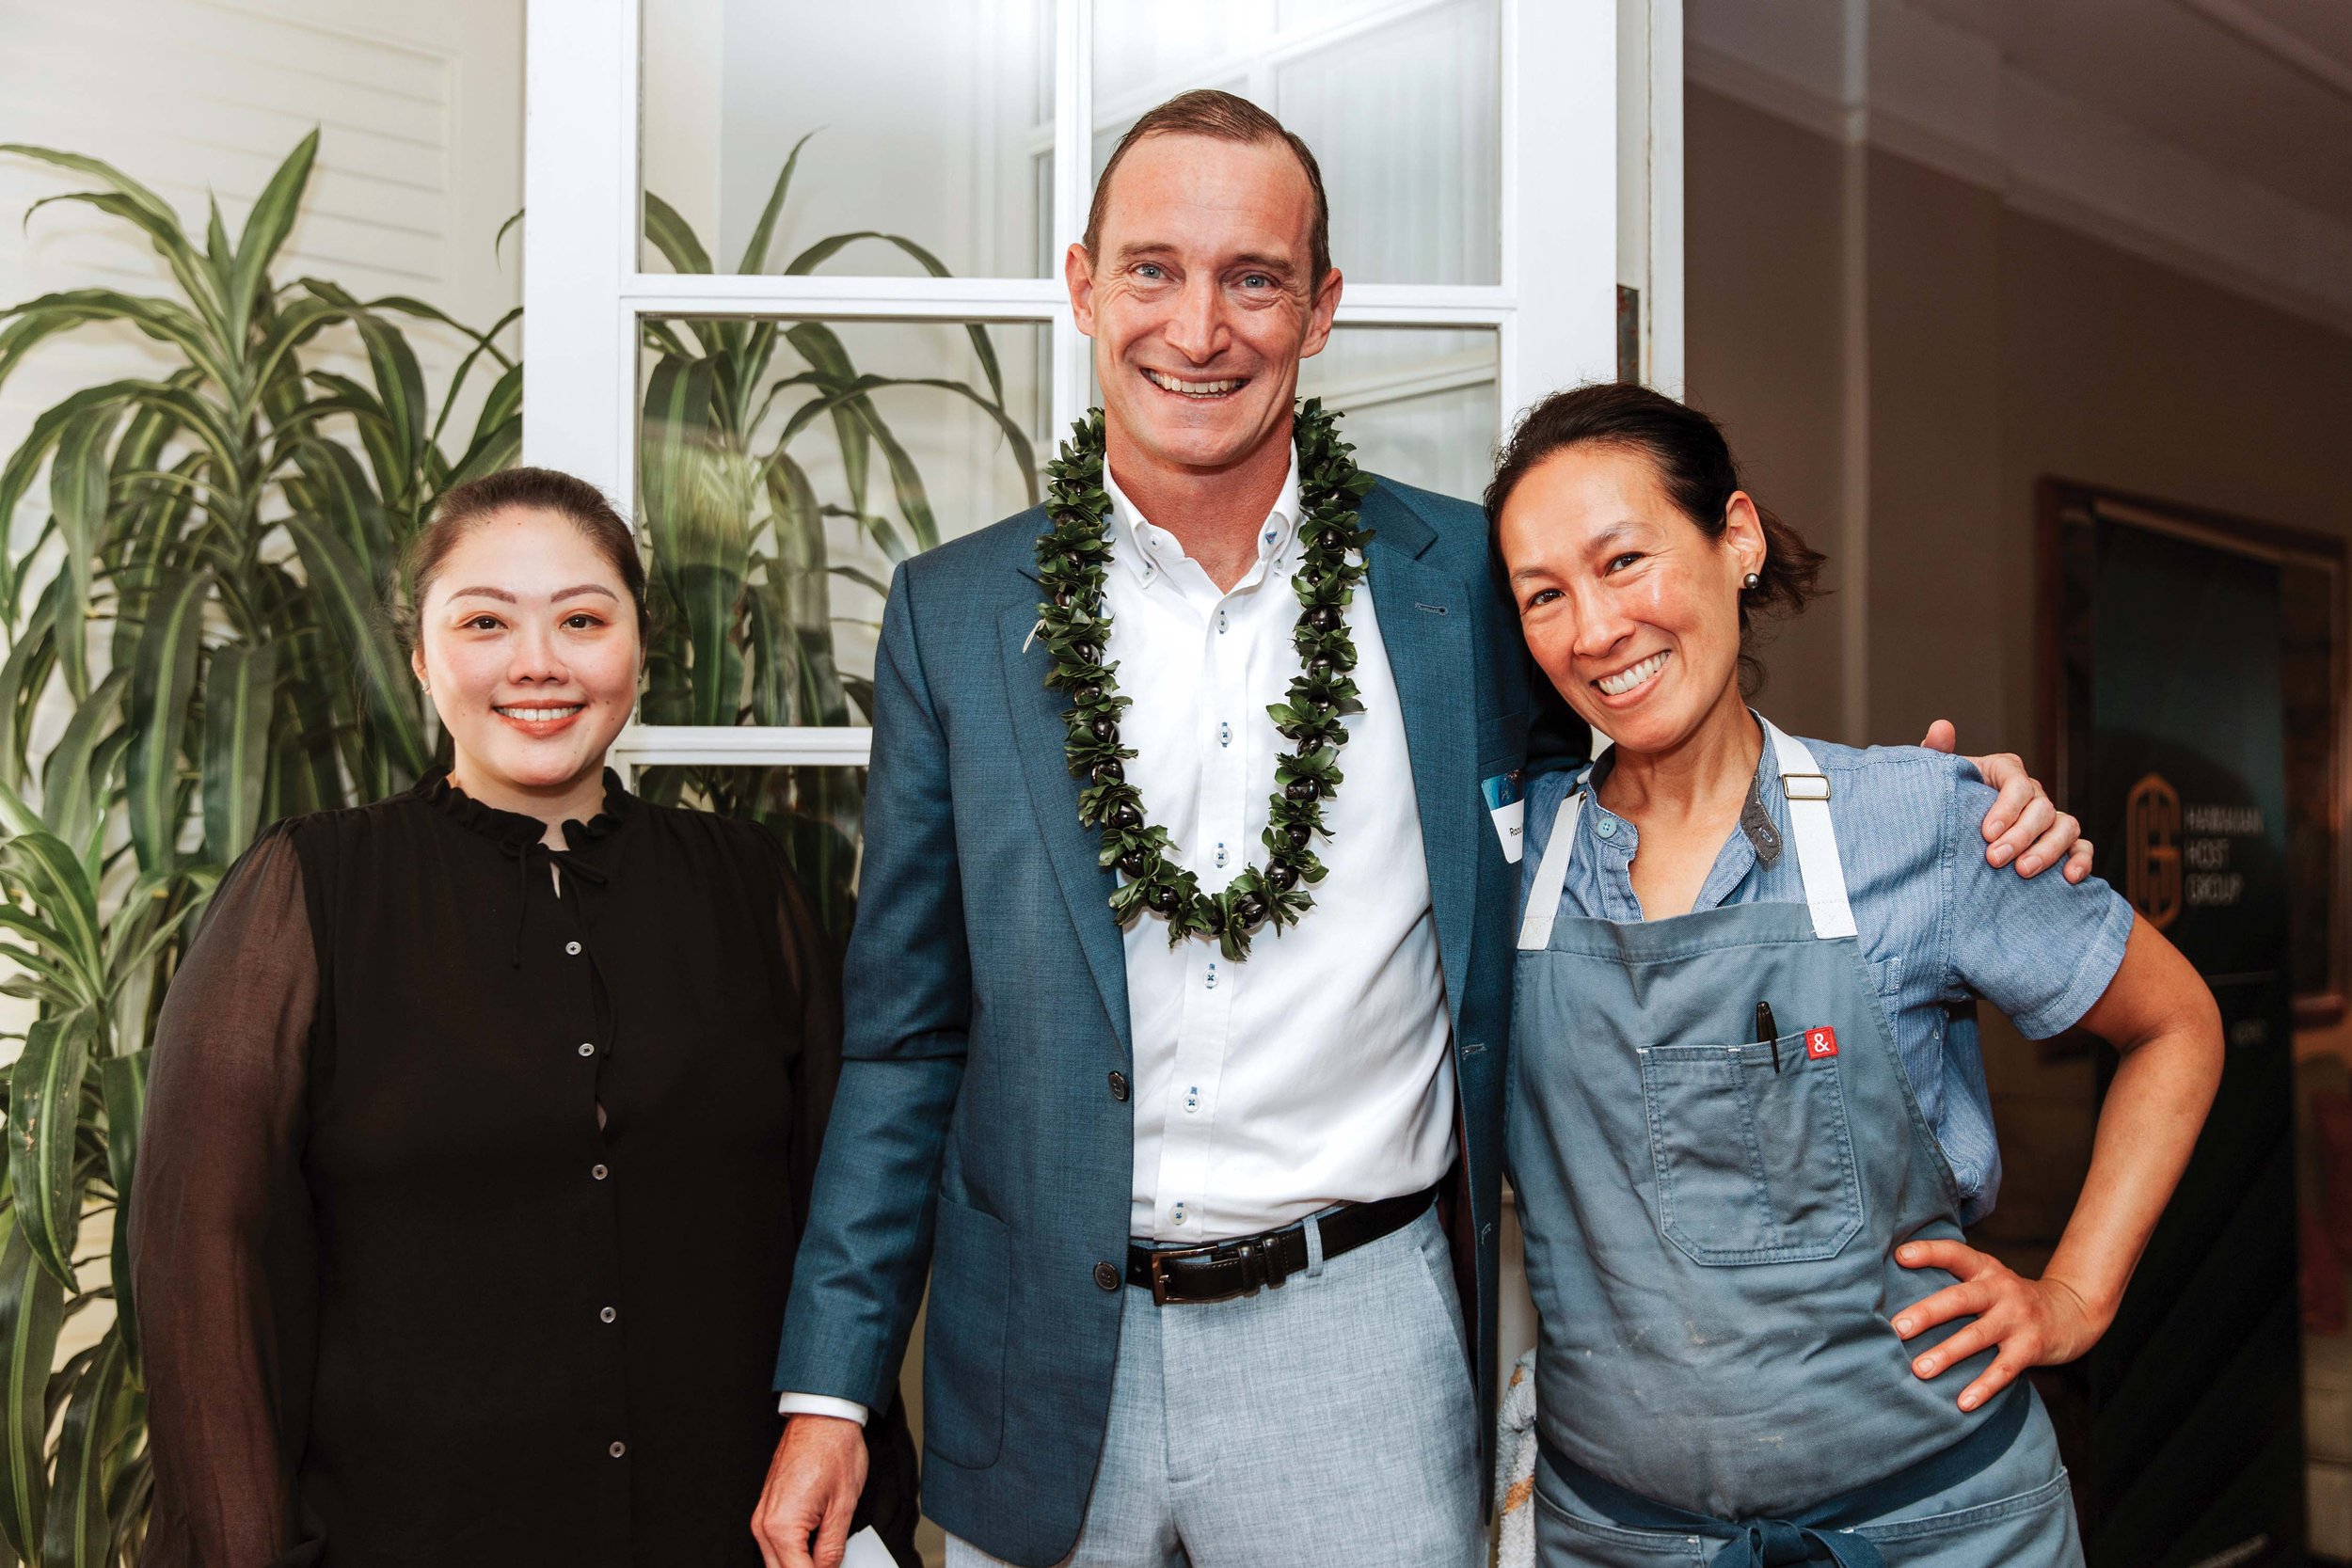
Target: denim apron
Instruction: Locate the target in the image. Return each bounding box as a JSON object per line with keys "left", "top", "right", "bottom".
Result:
{"left": 1510, "top": 721, "right": 2083, "bottom": 1567}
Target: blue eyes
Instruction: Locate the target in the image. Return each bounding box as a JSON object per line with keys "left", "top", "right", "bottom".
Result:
{"left": 1129, "top": 265, "right": 1278, "bottom": 289}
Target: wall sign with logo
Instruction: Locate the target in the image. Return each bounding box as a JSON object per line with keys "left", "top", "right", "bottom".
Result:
{"left": 2043, "top": 479, "right": 2346, "bottom": 1568}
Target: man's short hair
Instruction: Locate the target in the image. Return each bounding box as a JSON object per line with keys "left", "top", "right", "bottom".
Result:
{"left": 1082, "top": 88, "right": 1332, "bottom": 285}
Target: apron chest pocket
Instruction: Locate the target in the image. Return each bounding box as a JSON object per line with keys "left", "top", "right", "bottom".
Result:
{"left": 1639, "top": 1037, "right": 1866, "bottom": 1267}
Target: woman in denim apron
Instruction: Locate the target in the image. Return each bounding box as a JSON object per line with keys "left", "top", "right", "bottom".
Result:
{"left": 1490, "top": 385, "right": 2223, "bottom": 1567}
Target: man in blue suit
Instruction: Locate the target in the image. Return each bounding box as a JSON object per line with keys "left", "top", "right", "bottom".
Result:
{"left": 752, "top": 89, "right": 2086, "bottom": 1568}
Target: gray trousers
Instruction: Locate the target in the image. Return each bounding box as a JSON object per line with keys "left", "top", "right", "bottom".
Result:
{"left": 946, "top": 1207, "right": 1484, "bottom": 1568}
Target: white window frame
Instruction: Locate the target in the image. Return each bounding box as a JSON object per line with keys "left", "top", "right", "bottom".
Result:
{"left": 522, "top": 0, "right": 1662, "bottom": 774}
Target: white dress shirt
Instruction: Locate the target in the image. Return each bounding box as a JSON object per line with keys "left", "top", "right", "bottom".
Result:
{"left": 782, "top": 444, "right": 1456, "bottom": 1424}
{"left": 1103, "top": 448, "right": 1456, "bottom": 1241}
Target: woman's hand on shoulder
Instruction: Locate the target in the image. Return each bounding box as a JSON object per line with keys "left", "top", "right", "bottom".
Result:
{"left": 1918, "top": 720, "right": 2095, "bottom": 883}
{"left": 1890, "top": 1238, "right": 2107, "bottom": 1413}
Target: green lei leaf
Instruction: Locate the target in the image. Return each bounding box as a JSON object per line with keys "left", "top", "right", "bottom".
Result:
{"left": 1035, "top": 399, "right": 1372, "bottom": 960}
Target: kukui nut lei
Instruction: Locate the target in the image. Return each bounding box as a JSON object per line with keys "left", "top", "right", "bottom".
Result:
{"left": 1035, "top": 398, "right": 1375, "bottom": 961}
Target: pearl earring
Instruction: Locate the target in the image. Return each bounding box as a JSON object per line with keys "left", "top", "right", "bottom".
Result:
{"left": 1742, "top": 572, "right": 1760, "bottom": 592}
{"left": 419, "top": 679, "right": 431, "bottom": 695}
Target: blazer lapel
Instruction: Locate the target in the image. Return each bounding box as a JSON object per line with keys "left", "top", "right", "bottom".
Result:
{"left": 1361, "top": 485, "right": 1477, "bottom": 1038}
{"left": 999, "top": 594, "right": 1135, "bottom": 1062}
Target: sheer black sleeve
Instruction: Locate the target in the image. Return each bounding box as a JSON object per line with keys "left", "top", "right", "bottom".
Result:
{"left": 764, "top": 844, "right": 844, "bottom": 1230}
{"left": 131, "top": 823, "right": 321, "bottom": 1568}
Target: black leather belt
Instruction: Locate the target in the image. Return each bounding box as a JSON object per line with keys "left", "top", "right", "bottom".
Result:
{"left": 1125, "top": 1185, "right": 1438, "bottom": 1306}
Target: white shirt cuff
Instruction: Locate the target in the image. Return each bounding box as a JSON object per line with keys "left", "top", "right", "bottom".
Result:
{"left": 777, "top": 1393, "right": 870, "bottom": 1426}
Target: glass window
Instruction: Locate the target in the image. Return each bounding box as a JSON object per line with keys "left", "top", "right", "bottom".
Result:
{"left": 635, "top": 316, "right": 1048, "bottom": 726}
{"left": 1092, "top": 0, "right": 1501, "bottom": 285}
{"left": 1300, "top": 325, "right": 1498, "bottom": 500}
{"left": 637, "top": 765, "right": 866, "bottom": 937}
{"left": 640, "top": 0, "right": 1055, "bottom": 277}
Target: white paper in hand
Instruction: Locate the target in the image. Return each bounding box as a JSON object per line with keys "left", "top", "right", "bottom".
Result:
{"left": 840, "top": 1528, "right": 898, "bottom": 1568}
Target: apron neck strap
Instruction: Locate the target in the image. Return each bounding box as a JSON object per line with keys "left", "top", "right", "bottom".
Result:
{"left": 1762, "top": 718, "right": 1857, "bottom": 940}
{"left": 1514, "top": 721, "right": 1858, "bottom": 950}
{"left": 1517, "top": 786, "right": 1586, "bottom": 950}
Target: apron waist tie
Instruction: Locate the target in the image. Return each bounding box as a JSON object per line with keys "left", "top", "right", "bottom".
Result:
{"left": 1534, "top": 1383, "right": 2028, "bottom": 1568}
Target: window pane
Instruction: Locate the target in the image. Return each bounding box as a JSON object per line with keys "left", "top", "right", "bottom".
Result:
{"left": 640, "top": 0, "right": 1054, "bottom": 277}
{"left": 635, "top": 316, "right": 1047, "bottom": 727}
{"left": 1300, "top": 325, "right": 1498, "bottom": 501}
{"left": 636, "top": 765, "right": 866, "bottom": 938}
{"left": 1092, "top": 0, "right": 1500, "bottom": 285}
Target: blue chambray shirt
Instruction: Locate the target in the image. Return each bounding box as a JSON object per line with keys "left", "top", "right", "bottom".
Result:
{"left": 1518, "top": 733, "right": 2136, "bottom": 1224}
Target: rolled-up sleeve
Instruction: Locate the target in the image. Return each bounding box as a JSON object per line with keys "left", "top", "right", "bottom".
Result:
{"left": 1942, "top": 768, "right": 2136, "bottom": 1039}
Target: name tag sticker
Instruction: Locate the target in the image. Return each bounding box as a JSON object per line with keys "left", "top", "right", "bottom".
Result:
{"left": 1805, "top": 1027, "right": 1838, "bottom": 1060}
{"left": 1481, "top": 772, "right": 1524, "bottom": 863}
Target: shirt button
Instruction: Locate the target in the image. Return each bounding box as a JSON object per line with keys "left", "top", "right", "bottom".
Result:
{"left": 1170, "top": 1202, "right": 1188, "bottom": 1225}
{"left": 592, "top": 1164, "right": 610, "bottom": 1180}
{"left": 1108, "top": 1071, "right": 1129, "bottom": 1101}
{"left": 1093, "top": 1261, "right": 1121, "bottom": 1291}
{"left": 600, "top": 1306, "right": 617, "bottom": 1323}
{"left": 1597, "top": 818, "right": 1618, "bottom": 839}
{"left": 565, "top": 941, "right": 582, "bottom": 956}
{"left": 609, "top": 1440, "right": 627, "bottom": 1459}
{"left": 578, "top": 1042, "right": 596, "bottom": 1058}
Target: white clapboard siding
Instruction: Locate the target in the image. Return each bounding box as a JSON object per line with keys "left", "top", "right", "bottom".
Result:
{"left": 0, "top": 0, "right": 525, "bottom": 532}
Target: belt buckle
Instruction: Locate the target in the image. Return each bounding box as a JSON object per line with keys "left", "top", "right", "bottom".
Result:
{"left": 1147, "top": 1235, "right": 1282, "bottom": 1306}
{"left": 1147, "top": 1243, "right": 1213, "bottom": 1307}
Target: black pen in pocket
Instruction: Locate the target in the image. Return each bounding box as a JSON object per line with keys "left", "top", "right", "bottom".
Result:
{"left": 1756, "top": 1001, "right": 1780, "bottom": 1072}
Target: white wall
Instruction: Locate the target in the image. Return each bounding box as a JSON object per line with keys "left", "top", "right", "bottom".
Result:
{"left": 0, "top": 0, "right": 527, "bottom": 526}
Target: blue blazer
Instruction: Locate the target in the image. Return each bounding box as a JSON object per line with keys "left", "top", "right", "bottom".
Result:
{"left": 775, "top": 475, "right": 1569, "bottom": 1565}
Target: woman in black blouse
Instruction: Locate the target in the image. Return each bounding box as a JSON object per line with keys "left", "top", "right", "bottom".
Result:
{"left": 129, "top": 467, "right": 918, "bottom": 1567}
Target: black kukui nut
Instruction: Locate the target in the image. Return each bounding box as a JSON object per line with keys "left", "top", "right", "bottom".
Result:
{"left": 1110, "top": 803, "right": 1143, "bottom": 831}
{"left": 1265, "top": 862, "right": 1298, "bottom": 892}
{"left": 1309, "top": 606, "right": 1339, "bottom": 631}
{"left": 1284, "top": 822, "right": 1311, "bottom": 848}
{"left": 1091, "top": 760, "right": 1124, "bottom": 784}
{"left": 1089, "top": 716, "right": 1118, "bottom": 741}
{"left": 1235, "top": 895, "right": 1267, "bottom": 927}
{"left": 1307, "top": 657, "right": 1333, "bottom": 677}
{"left": 1073, "top": 683, "right": 1102, "bottom": 705}
{"left": 1073, "top": 642, "right": 1100, "bottom": 665}
{"left": 1119, "top": 847, "right": 1153, "bottom": 878}
{"left": 1053, "top": 591, "right": 1073, "bottom": 609}
{"left": 1146, "top": 883, "right": 1182, "bottom": 914}
{"left": 1285, "top": 778, "right": 1320, "bottom": 801}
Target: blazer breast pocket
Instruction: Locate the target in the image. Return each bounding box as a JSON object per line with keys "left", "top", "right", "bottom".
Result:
{"left": 1476, "top": 708, "right": 1528, "bottom": 779}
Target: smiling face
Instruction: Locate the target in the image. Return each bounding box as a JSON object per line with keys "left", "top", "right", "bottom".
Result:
{"left": 1499, "top": 444, "right": 1767, "bottom": 755}
{"left": 410, "top": 507, "right": 641, "bottom": 809}
{"left": 1067, "top": 132, "right": 1342, "bottom": 479}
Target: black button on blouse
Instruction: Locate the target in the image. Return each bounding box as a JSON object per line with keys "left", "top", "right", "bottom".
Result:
{"left": 129, "top": 771, "right": 917, "bottom": 1567}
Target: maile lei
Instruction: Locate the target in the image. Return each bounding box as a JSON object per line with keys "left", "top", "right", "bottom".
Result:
{"left": 1034, "top": 398, "right": 1375, "bottom": 961}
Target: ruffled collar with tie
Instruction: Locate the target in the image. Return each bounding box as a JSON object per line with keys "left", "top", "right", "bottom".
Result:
{"left": 416, "top": 767, "right": 635, "bottom": 965}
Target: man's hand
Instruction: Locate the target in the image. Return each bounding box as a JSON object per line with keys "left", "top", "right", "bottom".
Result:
{"left": 1919, "top": 721, "right": 2094, "bottom": 882}
{"left": 752, "top": 1416, "right": 867, "bottom": 1568}
{"left": 1893, "top": 1238, "right": 2107, "bottom": 1412}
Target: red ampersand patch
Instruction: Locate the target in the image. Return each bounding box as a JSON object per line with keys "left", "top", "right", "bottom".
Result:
{"left": 1805, "top": 1027, "right": 1839, "bottom": 1059}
